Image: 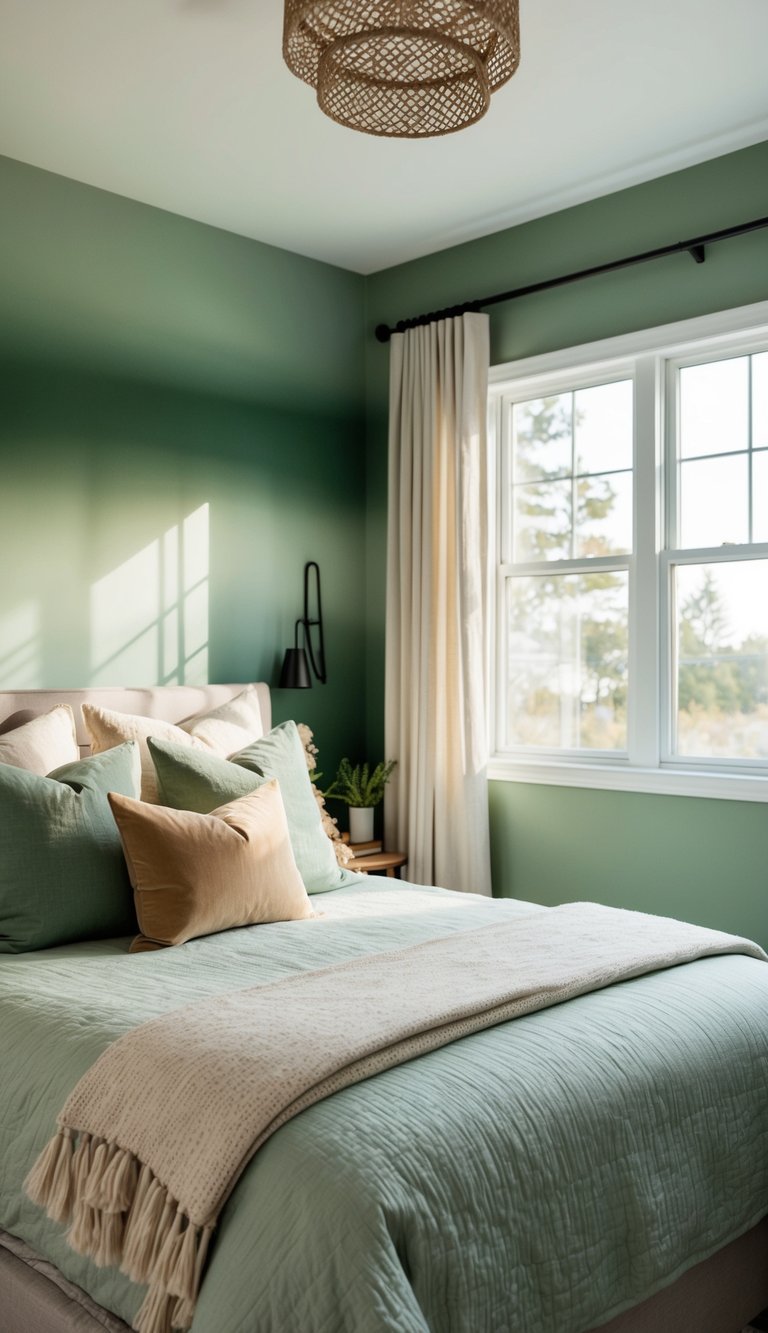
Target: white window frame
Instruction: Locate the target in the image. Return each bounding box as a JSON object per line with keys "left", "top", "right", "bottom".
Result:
{"left": 488, "top": 298, "right": 768, "bottom": 803}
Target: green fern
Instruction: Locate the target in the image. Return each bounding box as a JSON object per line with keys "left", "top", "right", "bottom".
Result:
{"left": 323, "top": 757, "right": 396, "bottom": 807}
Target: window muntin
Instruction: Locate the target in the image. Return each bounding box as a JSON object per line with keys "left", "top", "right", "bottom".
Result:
{"left": 666, "top": 349, "right": 768, "bottom": 769}
{"left": 493, "top": 310, "right": 768, "bottom": 787}
{"left": 511, "top": 381, "right": 633, "bottom": 563}
{"left": 677, "top": 352, "right": 768, "bottom": 548}
{"left": 502, "top": 376, "right": 633, "bottom": 757}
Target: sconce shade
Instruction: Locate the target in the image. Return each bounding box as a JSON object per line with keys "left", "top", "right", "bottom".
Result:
{"left": 279, "top": 647, "right": 312, "bottom": 689}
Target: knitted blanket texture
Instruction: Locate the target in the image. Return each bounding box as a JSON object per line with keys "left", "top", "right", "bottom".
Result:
{"left": 25, "top": 901, "right": 766, "bottom": 1333}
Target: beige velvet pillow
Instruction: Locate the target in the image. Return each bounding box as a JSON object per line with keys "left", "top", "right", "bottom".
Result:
{"left": 180, "top": 685, "right": 265, "bottom": 756}
{"left": 109, "top": 780, "right": 315, "bottom": 951}
{"left": 82, "top": 704, "right": 206, "bottom": 803}
{"left": 0, "top": 705, "right": 79, "bottom": 776}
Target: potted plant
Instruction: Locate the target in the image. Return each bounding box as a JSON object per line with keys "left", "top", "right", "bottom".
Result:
{"left": 323, "top": 758, "right": 396, "bottom": 843}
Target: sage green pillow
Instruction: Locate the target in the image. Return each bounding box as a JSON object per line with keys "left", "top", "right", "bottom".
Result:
{"left": 149, "top": 735, "right": 263, "bottom": 813}
{"left": 0, "top": 742, "right": 141, "bottom": 953}
{"left": 149, "top": 721, "right": 346, "bottom": 894}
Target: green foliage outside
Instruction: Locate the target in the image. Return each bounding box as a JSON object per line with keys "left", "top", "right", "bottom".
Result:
{"left": 510, "top": 394, "right": 768, "bottom": 757}
{"left": 510, "top": 394, "right": 629, "bottom": 750}
{"left": 677, "top": 570, "right": 768, "bottom": 757}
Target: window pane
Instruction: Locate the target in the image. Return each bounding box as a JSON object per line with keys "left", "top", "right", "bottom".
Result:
{"left": 576, "top": 471, "right": 632, "bottom": 558}
{"left": 753, "top": 351, "right": 768, "bottom": 451}
{"left": 513, "top": 481, "right": 571, "bottom": 562}
{"left": 679, "top": 453, "right": 748, "bottom": 548}
{"left": 513, "top": 395, "right": 571, "bottom": 482}
{"left": 505, "top": 572, "right": 628, "bottom": 751}
{"left": 754, "top": 451, "right": 768, "bottom": 543}
{"left": 675, "top": 561, "right": 768, "bottom": 760}
{"left": 574, "top": 380, "right": 633, "bottom": 474}
{"left": 680, "top": 357, "right": 749, "bottom": 459}
{"left": 511, "top": 382, "right": 634, "bottom": 562}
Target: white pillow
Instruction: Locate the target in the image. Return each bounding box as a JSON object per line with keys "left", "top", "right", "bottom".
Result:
{"left": 180, "top": 685, "right": 265, "bottom": 756}
{"left": 82, "top": 705, "right": 206, "bottom": 803}
{"left": 0, "top": 705, "right": 79, "bottom": 776}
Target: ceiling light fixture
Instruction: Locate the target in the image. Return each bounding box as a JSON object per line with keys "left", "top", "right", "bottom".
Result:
{"left": 282, "top": 1, "right": 520, "bottom": 139}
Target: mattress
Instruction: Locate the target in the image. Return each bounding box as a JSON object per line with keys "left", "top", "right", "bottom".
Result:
{"left": 2, "top": 879, "right": 767, "bottom": 1332}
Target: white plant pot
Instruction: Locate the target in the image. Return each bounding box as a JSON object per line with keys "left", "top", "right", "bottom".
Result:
{"left": 349, "top": 806, "right": 375, "bottom": 844}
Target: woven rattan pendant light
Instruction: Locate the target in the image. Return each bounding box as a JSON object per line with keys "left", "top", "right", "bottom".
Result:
{"left": 283, "top": 1, "right": 520, "bottom": 139}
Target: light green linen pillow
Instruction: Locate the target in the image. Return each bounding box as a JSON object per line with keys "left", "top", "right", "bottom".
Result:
{"left": 149, "top": 722, "right": 347, "bottom": 894}
{"left": 233, "top": 722, "right": 344, "bottom": 893}
{"left": 0, "top": 742, "right": 141, "bottom": 952}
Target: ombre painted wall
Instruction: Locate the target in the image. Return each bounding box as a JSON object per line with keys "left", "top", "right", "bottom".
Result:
{"left": 0, "top": 154, "right": 367, "bottom": 773}
{"left": 2, "top": 143, "right": 767, "bottom": 944}
{"left": 365, "top": 140, "right": 768, "bottom": 945}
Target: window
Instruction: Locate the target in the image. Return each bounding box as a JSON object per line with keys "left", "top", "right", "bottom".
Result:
{"left": 489, "top": 302, "right": 768, "bottom": 801}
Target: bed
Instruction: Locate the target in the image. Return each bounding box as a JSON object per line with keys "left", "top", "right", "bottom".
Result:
{"left": 0, "top": 685, "right": 767, "bottom": 1333}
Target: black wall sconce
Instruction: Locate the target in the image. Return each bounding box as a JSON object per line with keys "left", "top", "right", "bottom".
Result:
{"left": 279, "top": 561, "right": 327, "bottom": 688}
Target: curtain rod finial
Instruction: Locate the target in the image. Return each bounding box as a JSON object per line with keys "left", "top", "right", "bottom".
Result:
{"left": 375, "top": 324, "right": 392, "bottom": 343}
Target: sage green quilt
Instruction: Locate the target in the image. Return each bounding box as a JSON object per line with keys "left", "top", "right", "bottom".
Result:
{"left": 1, "top": 880, "right": 767, "bottom": 1333}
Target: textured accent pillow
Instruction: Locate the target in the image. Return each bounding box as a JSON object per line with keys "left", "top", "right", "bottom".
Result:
{"left": 149, "top": 722, "right": 346, "bottom": 894}
{"left": 109, "top": 781, "right": 314, "bottom": 952}
{"left": 180, "top": 685, "right": 265, "bottom": 756}
{"left": 0, "top": 742, "right": 141, "bottom": 952}
{"left": 234, "top": 722, "right": 345, "bottom": 893}
{"left": 82, "top": 704, "right": 207, "bottom": 804}
{"left": 0, "top": 705, "right": 79, "bottom": 776}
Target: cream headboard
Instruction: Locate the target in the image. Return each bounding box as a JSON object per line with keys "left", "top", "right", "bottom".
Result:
{"left": 0, "top": 685, "right": 271, "bottom": 755}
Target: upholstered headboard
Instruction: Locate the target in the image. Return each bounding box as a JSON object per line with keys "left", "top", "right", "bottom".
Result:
{"left": 0, "top": 685, "right": 271, "bottom": 755}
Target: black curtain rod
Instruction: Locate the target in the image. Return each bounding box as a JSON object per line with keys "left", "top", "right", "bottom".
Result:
{"left": 374, "top": 214, "right": 768, "bottom": 344}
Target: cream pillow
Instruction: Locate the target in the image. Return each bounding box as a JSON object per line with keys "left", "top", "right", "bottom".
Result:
{"left": 82, "top": 704, "right": 206, "bottom": 803}
{"left": 108, "top": 780, "right": 314, "bottom": 951}
{"left": 0, "top": 705, "right": 79, "bottom": 776}
{"left": 180, "top": 685, "right": 265, "bottom": 756}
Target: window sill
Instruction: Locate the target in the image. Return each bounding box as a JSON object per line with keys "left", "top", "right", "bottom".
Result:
{"left": 487, "top": 757, "right": 768, "bottom": 803}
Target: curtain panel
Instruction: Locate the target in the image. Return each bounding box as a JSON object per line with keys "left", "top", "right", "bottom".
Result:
{"left": 384, "top": 313, "right": 492, "bottom": 894}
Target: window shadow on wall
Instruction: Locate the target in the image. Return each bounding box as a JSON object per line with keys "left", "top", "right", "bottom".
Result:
{"left": 89, "top": 504, "right": 209, "bottom": 686}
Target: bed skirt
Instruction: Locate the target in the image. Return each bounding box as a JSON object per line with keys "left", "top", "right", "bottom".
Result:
{"left": 2, "top": 1218, "right": 767, "bottom": 1333}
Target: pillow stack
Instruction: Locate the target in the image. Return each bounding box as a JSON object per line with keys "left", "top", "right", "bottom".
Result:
{"left": 122, "top": 720, "right": 348, "bottom": 950}
{"left": 0, "top": 690, "right": 347, "bottom": 955}
{"left": 81, "top": 684, "right": 266, "bottom": 803}
{"left": 148, "top": 720, "right": 344, "bottom": 895}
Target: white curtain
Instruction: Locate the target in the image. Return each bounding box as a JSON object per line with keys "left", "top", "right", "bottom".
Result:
{"left": 384, "top": 313, "right": 492, "bottom": 894}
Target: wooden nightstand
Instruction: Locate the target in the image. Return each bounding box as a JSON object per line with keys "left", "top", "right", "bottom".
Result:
{"left": 348, "top": 848, "right": 407, "bottom": 878}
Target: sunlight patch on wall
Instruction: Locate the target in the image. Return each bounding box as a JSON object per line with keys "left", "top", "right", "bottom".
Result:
{"left": 182, "top": 504, "right": 209, "bottom": 684}
{"left": 90, "top": 504, "right": 209, "bottom": 685}
{"left": 0, "top": 602, "right": 41, "bottom": 687}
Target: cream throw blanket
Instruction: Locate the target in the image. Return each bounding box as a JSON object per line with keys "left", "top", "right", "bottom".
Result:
{"left": 25, "top": 903, "right": 766, "bottom": 1333}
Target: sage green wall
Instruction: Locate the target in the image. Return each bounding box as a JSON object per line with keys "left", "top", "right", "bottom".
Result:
{"left": 489, "top": 782, "right": 768, "bottom": 947}
{"left": 0, "top": 154, "right": 366, "bottom": 773}
{"left": 3, "top": 144, "right": 767, "bottom": 942}
{"left": 365, "top": 140, "right": 768, "bottom": 944}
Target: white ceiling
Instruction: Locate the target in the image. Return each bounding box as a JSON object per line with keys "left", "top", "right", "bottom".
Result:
{"left": 1, "top": 0, "right": 767, "bottom": 275}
